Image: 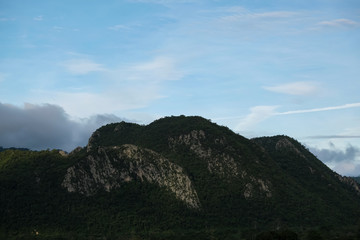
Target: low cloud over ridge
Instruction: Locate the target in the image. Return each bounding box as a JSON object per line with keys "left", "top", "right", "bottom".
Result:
{"left": 309, "top": 143, "right": 360, "bottom": 176}
{"left": 0, "top": 102, "right": 125, "bottom": 151}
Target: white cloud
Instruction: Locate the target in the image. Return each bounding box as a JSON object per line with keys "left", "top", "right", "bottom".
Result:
{"left": 53, "top": 26, "right": 64, "bottom": 31}
{"left": 0, "top": 102, "right": 126, "bottom": 151}
{"left": 62, "top": 59, "right": 106, "bottom": 75}
{"left": 252, "top": 11, "right": 298, "bottom": 18}
{"left": 334, "top": 162, "right": 360, "bottom": 177}
{"left": 34, "top": 15, "right": 43, "bottom": 21}
{"left": 309, "top": 143, "right": 360, "bottom": 176}
{"left": 220, "top": 9, "right": 298, "bottom": 23}
{"left": 36, "top": 56, "right": 182, "bottom": 117}
{"left": 308, "top": 135, "right": 360, "bottom": 139}
{"left": 221, "top": 102, "right": 360, "bottom": 133}
{"left": 277, "top": 102, "right": 360, "bottom": 115}
{"left": 121, "top": 56, "right": 184, "bottom": 82}
{"left": 52, "top": 90, "right": 161, "bottom": 117}
{"left": 0, "top": 17, "right": 16, "bottom": 22}
{"left": 37, "top": 56, "right": 181, "bottom": 117}
{"left": 33, "top": 83, "right": 165, "bottom": 118}
{"left": 263, "top": 81, "right": 319, "bottom": 96}
{"left": 217, "top": 6, "right": 248, "bottom": 13}
{"left": 108, "top": 24, "right": 129, "bottom": 31}
{"left": 317, "top": 18, "right": 359, "bottom": 28}
{"left": 235, "top": 105, "right": 278, "bottom": 131}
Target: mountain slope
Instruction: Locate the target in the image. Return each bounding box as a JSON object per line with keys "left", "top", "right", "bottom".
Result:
{"left": 79, "top": 116, "right": 360, "bottom": 226}
{"left": 1, "top": 115, "right": 360, "bottom": 239}
{"left": 353, "top": 176, "right": 360, "bottom": 184}
{"left": 62, "top": 144, "right": 200, "bottom": 208}
{"left": 252, "top": 135, "right": 360, "bottom": 225}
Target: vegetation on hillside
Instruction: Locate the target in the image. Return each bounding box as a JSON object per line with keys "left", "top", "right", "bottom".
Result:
{"left": 353, "top": 176, "right": 360, "bottom": 184}
{"left": 1, "top": 116, "right": 360, "bottom": 239}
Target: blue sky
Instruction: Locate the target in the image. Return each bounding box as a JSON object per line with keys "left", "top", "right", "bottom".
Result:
{"left": 1, "top": 0, "right": 360, "bottom": 176}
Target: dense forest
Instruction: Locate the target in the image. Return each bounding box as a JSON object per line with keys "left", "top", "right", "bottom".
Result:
{"left": 1, "top": 116, "right": 360, "bottom": 239}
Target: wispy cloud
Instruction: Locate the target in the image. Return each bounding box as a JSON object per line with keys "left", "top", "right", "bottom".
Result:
{"left": 53, "top": 26, "right": 64, "bottom": 31}
{"left": 317, "top": 18, "right": 359, "bottom": 28}
{"left": 223, "top": 102, "right": 360, "bottom": 131}
{"left": 277, "top": 102, "right": 360, "bottom": 115}
{"left": 308, "top": 135, "right": 360, "bottom": 139}
{"left": 220, "top": 9, "right": 298, "bottom": 23}
{"left": 62, "top": 59, "right": 106, "bottom": 75}
{"left": 34, "top": 15, "right": 43, "bottom": 21}
{"left": 108, "top": 24, "right": 129, "bottom": 31}
{"left": 128, "top": 56, "right": 184, "bottom": 82}
{"left": 263, "top": 81, "right": 319, "bottom": 96}
{"left": 43, "top": 56, "right": 182, "bottom": 117}
{"left": 43, "top": 88, "right": 163, "bottom": 117}
{"left": 252, "top": 11, "right": 298, "bottom": 19}
{"left": 0, "top": 17, "right": 15, "bottom": 21}
{"left": 235, "top": 106, "right": 278, "bottom": 131}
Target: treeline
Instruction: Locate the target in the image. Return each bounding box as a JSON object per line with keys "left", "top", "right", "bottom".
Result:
{"left": 0, "top": 146, "right": 29, "bottom": 152}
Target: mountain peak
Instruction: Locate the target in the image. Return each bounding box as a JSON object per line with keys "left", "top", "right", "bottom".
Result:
{"left": 2, "top": 115, "right": 360, "bottom": 238}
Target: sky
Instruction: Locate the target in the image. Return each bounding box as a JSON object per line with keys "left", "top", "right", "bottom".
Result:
{"left": 1, "top": 0, "right": 360, "bottom": 176}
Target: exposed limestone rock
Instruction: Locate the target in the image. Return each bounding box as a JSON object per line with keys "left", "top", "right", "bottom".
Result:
{"left": 62, "top": 144, "right": 201, "bottom": 208}
{"left": 243, "top": 177, "right": 272, "bottom": 199}
{"left": 337, "top": 174, "right": 360, "bottom": 195}
{"left": 87, "top": 130, "right": 101, "bottom": 152}
{"left": 58, "top": 150, "right": 68, "bottom": 157}
{"left": 168, "top": 130, "right": 273, "bottom": 198}
{"left": 62, "top": 148, "right": 121, "bottom": 195}
{"left": 70, "top": 147, "right": 83, "bottom": 155}
{"left": 275, "top": 138, "right": 305, "bottom": 158}
{"left": 169, "top": 130, "right": 239, "bottom": 178}
{"left": 257, "top": 178, "right": 272, "bottom": 197}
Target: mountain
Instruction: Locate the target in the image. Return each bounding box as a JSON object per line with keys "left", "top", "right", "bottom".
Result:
{"left": 1, "top": 115, "right": 360, "bottom": 239}
{"left": 0, "top": 146, "right": 29, "bottom": 152}
{"left": 353, "top": 176, "right": 360, "bottom": 184}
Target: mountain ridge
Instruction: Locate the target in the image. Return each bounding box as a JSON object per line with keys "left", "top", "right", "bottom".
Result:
{"left": 1, "top": 115, "right": 360, "bottom": 239}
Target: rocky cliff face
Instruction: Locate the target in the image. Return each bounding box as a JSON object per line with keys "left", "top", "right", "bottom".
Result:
{"left": 168, "top": 129, "right": 272, "bottom": 199}
{"left": 59, "top": 116, "right": 360, "bottom": 227}
{"left": 62, "top": 144, "right": 200, "bottom": 208}
{"left": 337, "top": 175, "right": 360, "bottom": 195}
{"left": 168, "top": 130, "right": 239, "bottom": 178}
{"left": 2, "top": 115, "right": 360, "bottom": 235}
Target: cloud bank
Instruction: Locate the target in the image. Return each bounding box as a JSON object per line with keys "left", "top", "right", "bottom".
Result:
{"left": 309, "top": 143, "right": 360, "bottom": 176}
{"left": 0, "top": 103, "right": 125, "bottom": 152}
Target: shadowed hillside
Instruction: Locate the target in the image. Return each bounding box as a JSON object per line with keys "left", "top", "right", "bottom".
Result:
{"left": 1, "top": 116, "right": 360, "bottom": 239}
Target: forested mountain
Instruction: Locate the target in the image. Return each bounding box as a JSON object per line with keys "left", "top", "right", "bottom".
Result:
{"left": 353, "top": 177, "right": 360, "bottom": 184}
{"left": 0, "top": 146, "right": 29, "bottom": 152}
{"left": 1, "top": 116, "right": 359, "bottom": 239}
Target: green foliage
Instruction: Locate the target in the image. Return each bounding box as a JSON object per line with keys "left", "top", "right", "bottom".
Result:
{"left": 306, "top": 230, "right": 323, "bottom": 240}
{"left": 1, "top": 116, "right": 360, "bottom": 239}
{"left": 255, "top": 230, "right": 298, "bottom": 240}
{"left": 252, "top": 135, "right": 360, "bottom": 226}
{"left": 353, "top": 176, "right": 360, "bottom": 184}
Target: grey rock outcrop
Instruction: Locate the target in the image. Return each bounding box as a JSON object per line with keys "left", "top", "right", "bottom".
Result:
{"left": 62, "top": 144, "right": 201, "bottom": 209}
